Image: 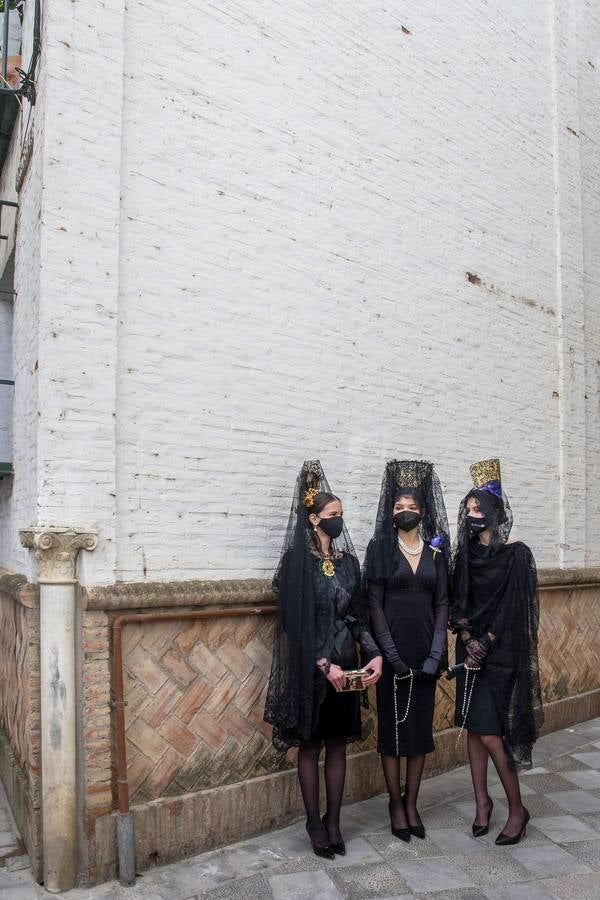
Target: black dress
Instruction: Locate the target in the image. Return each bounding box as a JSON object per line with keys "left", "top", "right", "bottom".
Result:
{"left": 454, "top": 639, "right": 502, "bottom": 735}
{"left": 311, "top": 552, "right": 380, "bottom": 743}
{"left": 368, "top": 545, "right": 448, "bottom": 756}
{"left": 453, "top": 541, "right": 537, "bottom": 743}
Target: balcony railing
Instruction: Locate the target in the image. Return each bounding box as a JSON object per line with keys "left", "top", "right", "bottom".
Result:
{"left": 0, "top": 377, "right": 13, "bottom": 475}
{"left": 0, "top": 0, "right": 40, "bottom": 169}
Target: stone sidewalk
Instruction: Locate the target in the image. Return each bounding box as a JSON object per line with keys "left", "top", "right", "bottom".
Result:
{"left": 2, "top": 718, "right": 600, "bottom": 898}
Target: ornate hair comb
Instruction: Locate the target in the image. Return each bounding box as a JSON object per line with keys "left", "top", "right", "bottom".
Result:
{"left": 390, "top": 459, "right": 432, "bottom": 489}
{"left": 303, "top": 487, "right": 319, "bottom": 507}
{"left": 470, "top": 458, "right": 502, "bottom": 496}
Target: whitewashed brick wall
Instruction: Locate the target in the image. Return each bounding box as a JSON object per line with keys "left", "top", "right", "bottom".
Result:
{"left": 0, "top": 0, "right": 598, "bottom": 584}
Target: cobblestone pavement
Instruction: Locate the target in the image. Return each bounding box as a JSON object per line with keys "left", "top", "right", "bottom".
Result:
{"left": 2, "top": 718, "right": 600, "bottom": 898}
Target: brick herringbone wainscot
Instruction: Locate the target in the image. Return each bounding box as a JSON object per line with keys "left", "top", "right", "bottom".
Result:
{"left": 62, "top": 571, "right": 600, "bottom": 883}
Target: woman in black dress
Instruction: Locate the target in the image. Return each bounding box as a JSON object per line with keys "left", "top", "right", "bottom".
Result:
{"left": 450, "top": 459, "right": 544, "bottom": 845}
{"left": 264, "top": 460, "right": 382, "bottom": 858}
{"left": 365, "top": 460, "right": 449, "bottom": 841}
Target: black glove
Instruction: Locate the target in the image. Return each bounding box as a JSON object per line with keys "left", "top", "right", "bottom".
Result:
{"left": 464, "top": 637, "right": 489, "bottom": 664}
{"left": 392, "top": 659, "right": 411, "bottom": 677}
{"left": 419, "top": 655, "right": 439, "bottom": 678}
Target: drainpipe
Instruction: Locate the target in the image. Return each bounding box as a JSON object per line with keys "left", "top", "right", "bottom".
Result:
{"left": 20, "top": 528, "right": 97, "bottom": 894}
{"left": 111, "top": 605, "right": 274, "bottom": 886}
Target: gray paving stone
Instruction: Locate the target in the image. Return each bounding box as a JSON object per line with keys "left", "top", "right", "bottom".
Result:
{"left": 557, "top": 838, "right": 600, "bottom": 871}
{"left": 268, "top": 854, "right": 323, "bottom": 875}
{"left": 532, "top": 814, "right": 598, "bottom": 843}
{"left": 321, "top": 836, "right": 382, "bottom": 868}
{"left": 534, "top": 732, "right": 591, "bottom": 761}
{"left": 0, "top": 869, "right": 39, "bottom": 890}
{"left": 518, "top": 773, "right": 576, "bottom": 793}
{"left": 0, "top": 888, "right": 44, "bottom": 900}
{"left": 421, "top": 804, "right": 470, "bottom": 828}
{"left": 341, "top": 804, "right": 389, "bottom": 837}
{"left": 269, "top": 869, "right": 344, "bottom": 900}
{"left": 449, "top": 849, "right": 531, "bottom": 887}
{"left": 572, "top": 721, "right": 600, "bottom": 737}
{"left": 218, "top": 840, "right": 288, "bottom": 877}
{"left": 559, "top": 769, "right": 600, "bottom": 790}
{"left": 484, "top": 882, "right": 560, "bottom": 900}
{"left": 541, "top": 872, "right": 600, "bottom": 898}
{"left": 548, "top": 789, "right": 600, "bottom": 815}
{"left": 487, "top": 779, "right": 536, "bottom": 798}
{"left": 426, "top": 827, "right": 490, "bottom": 857}
{"left": 415, "top": 891, "right": 488, "bottom": 900}
{"left": 577, "top": 811, "right": 600, "bottom": 834}
{"left": 366, "top": 830, "right": 445, "bottom": 861}
{"left": 330, "top": 861, "right": 411, "bottom": 898}
{"left": 200, "top": 873, "right": 271, "bottom": 899}
{"left": 150, "top": 856, "right": 238, "bottom": 898}
{"left": 261, "top": 822, "right": 315, "bottom": 858}
{"left": 572, "top": 751, "right": 600, "bottom": 769}
{"left": 520, "top": 794, "right": 568, "bottom": 818}
{"left": 509, "top": 843, "right": 591, "bottom": 877}
{"left": 392, "top": 857, "right": 475, "bottom": 893}
{"left": 544, "top": 755, "right": 592, "bottom": 773}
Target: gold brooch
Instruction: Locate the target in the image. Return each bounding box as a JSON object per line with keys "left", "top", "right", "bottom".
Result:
{"left": 304, "top": 487, "right": 319, "bottom": 507}
{"left": 320, "top": 557, "right": 335, "bottom": 577}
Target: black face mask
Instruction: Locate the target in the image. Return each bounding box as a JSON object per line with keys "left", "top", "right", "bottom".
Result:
{"left": 466, "top": 515, "right": 487, "bottom": 535}
{"left": 393, "top": 511, "right": 422, "bottom": 532}
{"left": 317, "top": 516, "right": 344, "bottom": 539}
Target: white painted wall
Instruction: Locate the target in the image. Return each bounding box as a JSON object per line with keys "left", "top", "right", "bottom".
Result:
{"left": 0, "top": 1, "right": 598, "bottom": 584}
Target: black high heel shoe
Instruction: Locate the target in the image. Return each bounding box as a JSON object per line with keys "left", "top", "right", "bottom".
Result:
{"left": 389, "top": 800, "right": 411, "bottom": 843}
{"left": 322, "top": 813, "right": 345, "bottom": 855}
{"left": 472, "top": 797, "right": 494, "bottom": 837}
{"left": 495, "top": 808, "right": 530, "bottom": 846}
{"left": 402, "top": 794, "right": 425, "bottom": 839}
{"left": 305, "top": 821, "right": 335, "bottom": 859}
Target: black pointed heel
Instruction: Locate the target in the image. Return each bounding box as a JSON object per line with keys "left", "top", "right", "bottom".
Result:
{"left": 401, "top": 794, "right": 425, "bottom": 839}
{"left": 472, "top": 797, "right": 494, "bottom": 837}
{"left": 495, "top": 808, "right": 530, "bottom": 846}
{"left": 305, "top": 822, "right": 335, "bottom": 859}
{"left": 391, "top": 823, "right": 411, "bottom": 842}
{"left": 389, "top": 801, "right": 411, "bottom": 842}
{"left": 322, "top": 813, "right": 345, "bottom": 855}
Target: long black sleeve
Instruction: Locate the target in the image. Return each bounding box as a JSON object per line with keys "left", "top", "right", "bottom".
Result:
{"left": 428, "top": 552, "right": 449, "bottom": 660}
{"left": 367, "top": 579, "right": 410, "bottom": 675}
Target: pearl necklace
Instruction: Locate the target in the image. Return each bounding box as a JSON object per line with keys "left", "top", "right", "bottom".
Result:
{"left": 393, "top": 670, "right": 414, "bottom": 755}
{"left": 456, "top": 663, "right": 480, "bottom": 746}
{"left": 398, "top": 534, "right": 424, "bottom": 556}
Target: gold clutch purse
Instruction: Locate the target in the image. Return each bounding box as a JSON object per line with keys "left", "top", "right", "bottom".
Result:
{"left": 341, "top": 668, "right": 369, "bottom": 692}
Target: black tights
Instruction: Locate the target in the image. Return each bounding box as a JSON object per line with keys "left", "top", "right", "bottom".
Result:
{"left": 298, "top": 739, "right": 347, "bottom": 846}
{"left": 467, "top": 731, "right": 525, "bottom": 836}
{"left": 381, "top": 754, "right": 426, "bottom": 829}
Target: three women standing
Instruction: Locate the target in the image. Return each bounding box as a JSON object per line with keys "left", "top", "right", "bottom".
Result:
{"left": 365, "top": 460, "right": 450, "bottom": 841}
{"left": 450, "top": 459, "right": 544, "bottom": 844}
{"left": 265, "top": 456, "right": 543, "bottom": 853}
{"left": 264, "top": 461, "right": 382, "bottom": 858}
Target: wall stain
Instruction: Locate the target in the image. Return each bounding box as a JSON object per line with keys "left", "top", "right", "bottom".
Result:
{"left": 50, "top": 647, "right": 66, "bottom": 751}
{"left": 465, "top": 271, "right": 555, "bottom": 317}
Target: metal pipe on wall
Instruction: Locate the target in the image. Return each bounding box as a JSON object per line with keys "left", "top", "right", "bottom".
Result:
{"left": 111, "top": 605, "right": 275, "bottom": 886}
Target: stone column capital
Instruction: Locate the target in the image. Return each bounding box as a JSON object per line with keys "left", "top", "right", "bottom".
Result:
{"left": 19, "top": 527, "right": 98, "bottom": 584}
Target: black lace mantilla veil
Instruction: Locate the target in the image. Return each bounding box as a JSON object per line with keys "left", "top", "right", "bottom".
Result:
{"left": 264, "top": 460, "right": 365, "bottom": 751}
{"left": 449, "top": 459, "right": 544, "bottom": 770}
{"left": 365, "top": 459, "right": 451, "bottom": 582}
